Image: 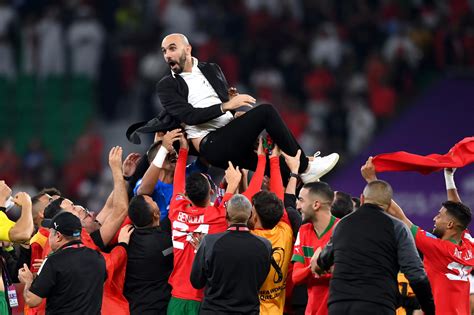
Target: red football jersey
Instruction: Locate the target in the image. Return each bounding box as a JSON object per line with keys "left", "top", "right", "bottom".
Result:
{"left": 413, "top": 226, "right": 474, "bottom": 315}
{"left": 168, "top": 193, "right": 231, "bottom": 301}
{"left": 292, "top": 218, "right": 338, "bottom": 315}
{"left": 167, "top": 148, "right": 230, "bottom": 301}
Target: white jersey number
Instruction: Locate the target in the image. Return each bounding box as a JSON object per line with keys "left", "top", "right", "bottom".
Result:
{"left": 446, "top": 261, "right": 471, "bottom": 281}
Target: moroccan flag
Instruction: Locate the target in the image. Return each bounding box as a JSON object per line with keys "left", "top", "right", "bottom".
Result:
{"left": 373, "top": 137, "right": 474, "bottom": 174}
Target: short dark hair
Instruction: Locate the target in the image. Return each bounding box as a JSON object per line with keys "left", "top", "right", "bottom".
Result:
{"left": 43, "top": 197, "right": 65, "bottom": 219}
{"left": 352, "top": 197, "right": 361, "bottom": 209}
{"left": 31, "top": 194, "right": 45, "bottom": 207}
{"left": 303, "top": 181, "right": 334, "bottom": 203}
{"left": 128, "top": 195, "right": 154, "bottom": 228}
{"left": 38, "top": 187, "right": 61, "bottom": 197}
{"left": 252, "top": 191, "right": 284, "bottom": 229}
{"left": 186, "top": 173, "right": 210, "bottom": 207}
{"left": 331, "top": 191, "right": 353, "bottom": 218}
{"left": 443, "top": 201, "right": 472, "bottom": 230}
{"left": 147, "top": 141, "right": 162, "bottom": 163}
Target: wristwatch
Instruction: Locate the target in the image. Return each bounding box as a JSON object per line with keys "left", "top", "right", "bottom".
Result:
{"left": 289, "top": 172, "right": 299, "bottom": 179}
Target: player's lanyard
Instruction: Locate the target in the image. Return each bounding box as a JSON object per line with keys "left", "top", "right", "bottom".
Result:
{"left": 1, "top": 256, "right": 19, "bottom": 307}
{"left": 227, "top": 224, "right": 249, "bottom": 232}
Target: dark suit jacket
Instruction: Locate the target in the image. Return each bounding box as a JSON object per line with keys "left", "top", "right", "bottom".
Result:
{"left": 156, "top": 61, "right": 230, "bottom": 126}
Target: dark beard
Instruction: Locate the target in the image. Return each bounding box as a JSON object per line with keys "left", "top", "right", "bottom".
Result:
{"left": 432, "top": 227, "right": 442, "bottom": 238}
{"left": 171, "top": 51, "right": 187, "bottom": 74}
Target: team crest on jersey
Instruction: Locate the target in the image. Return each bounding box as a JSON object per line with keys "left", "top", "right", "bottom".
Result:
{"left": 175, "top": 194, "right": 185, "bottom": 201}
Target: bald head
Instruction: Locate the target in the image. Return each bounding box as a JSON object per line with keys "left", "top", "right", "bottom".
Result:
{"left": 162, "top": 33, "right": 190, "bottom": 46}
{"left": 362, "top": 180, "right": 393, "bottom": 210}
{"left": 226, "top": 194, "right": 252, "bottom": 224}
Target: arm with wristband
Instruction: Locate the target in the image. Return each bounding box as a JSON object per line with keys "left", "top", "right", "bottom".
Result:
{"left": 444, "top": 168, "right": 461, "bottom": 203}
{"left": 137, "top": 129, "right": 182, "bottom": 195}
{"left": 171, "top": 134, "right": 189, "bottom": 208}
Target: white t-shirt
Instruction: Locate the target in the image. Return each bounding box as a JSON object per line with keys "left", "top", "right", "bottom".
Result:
{"left": 178, "top": 58, "right": 233, "bottom": 139}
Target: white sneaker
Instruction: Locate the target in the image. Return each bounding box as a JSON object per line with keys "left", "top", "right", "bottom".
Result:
{"left": 300, "top": 152, "right": 340, "bottom": 183}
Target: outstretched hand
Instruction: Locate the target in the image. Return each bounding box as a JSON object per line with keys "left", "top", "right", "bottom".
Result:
{"left": 257, "top": 137, "right": 264, "bottom": 156}
{"left": 118, "top": 224, "right": 134, "bottom": 244}
{"left": 179, "top": 132, "right": 189, "bottom": 150}
{"left": 0, "top": 180, "right": 12, "bottom": 206}
{"left": 281, "top": 149, "right": 301, "bottom": 174}
{"left": 270, "top": 145, "right": 281, "bottom": 158}
{"left": 109, "top": 146, "right": 123, "bottom": 173}
{"left": 123, "top": 153, "right": 141, "bottom": 177}
{"left": 225, "top": 161, "right": 242, "bottom": 193}
{"left": 190, "top": 232, "right": 205, "bottom": 252}
{"left": 13, "top": 192, "right": 32, "bottom": 208}
{"left": 162, "top": 129, "right": 183, "bottom": 151}
{"left": 361, "top": 157, "right": 377, "bottom": 183}
{"left": 222, "top": 94, "right": 255, "bottom": 112}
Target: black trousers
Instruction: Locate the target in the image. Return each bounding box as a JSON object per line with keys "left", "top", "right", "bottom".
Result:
{"left": 328, "top": 301, "right": 396, "bottom": 315}
{"left": 199, "top": 104, "right": 309, "bottom": 181}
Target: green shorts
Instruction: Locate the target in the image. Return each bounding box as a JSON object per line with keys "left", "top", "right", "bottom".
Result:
{"left": 167, "top": 296, "right": 200, "bottom": 315}
{"left": 0, "top": 292, "right": 8, "bottom": 315}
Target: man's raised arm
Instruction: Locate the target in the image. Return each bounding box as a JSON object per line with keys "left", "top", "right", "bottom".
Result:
{"left": 361, "top": 157, "right": 414, "bottom": 228}
{"left": 98, "top": 146, "right": 129, "bottom": 246}
{"left": 444, "top": 168, "right": 462, "bottom": 203}
{"left": 9, "top": 191, "right": 34, "bottom": 242}
{"left": 137, "top": 129, "right": 181, "bottom": 195}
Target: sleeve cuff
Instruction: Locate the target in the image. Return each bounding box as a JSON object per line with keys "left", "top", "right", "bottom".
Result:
{"left": 117, "top": 242, "right": 128, "bottom": 251}
{"left": 291, "top": 254, "right": 305, "bottom": 264}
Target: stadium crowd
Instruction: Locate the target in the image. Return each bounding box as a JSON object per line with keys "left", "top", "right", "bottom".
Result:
{"left": 1, "top": 0, "right": 474, "bottom": 211}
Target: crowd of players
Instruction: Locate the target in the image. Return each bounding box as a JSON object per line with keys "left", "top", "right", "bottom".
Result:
{"left": 0, "top": 133, "right": 472, "bottom": 315}
{"left": 0, "top": 31, "right": 473, "bottom": 315}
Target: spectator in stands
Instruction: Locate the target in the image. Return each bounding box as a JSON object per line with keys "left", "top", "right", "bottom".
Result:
{"left": 36, "top": 6, "right": 65, "bottom": 77}
{"left": 0, "top": 0, "right": 16, "bottom": 79}
{"left": 0, "top": 140, "right": 20, "bottom": 187}
{"left": 18, "top": 212, "right": 107, "bottom": 314}
{"left": 190, "top": 194, "right": 272, "bottom": 315}
{"left": 124, "top": 195, "right": 173, "bottom": 314}
{"left": 309, "top": 22, "right": 344, "bottom": 69}
{"left": 67, "top": 5, "right": 105, "bottom": 80}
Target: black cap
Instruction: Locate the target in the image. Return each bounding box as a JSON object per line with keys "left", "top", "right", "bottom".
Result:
{"left": 43, "top": 212, "right": 82, "bottom": 237}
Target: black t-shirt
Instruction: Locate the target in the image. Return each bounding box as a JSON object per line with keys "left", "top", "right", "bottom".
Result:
{"left": 124, "top": 226, "right": 173, "bottom": 315}
{"left": 30, "top": 241, "right": 106, "bottom": 315}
